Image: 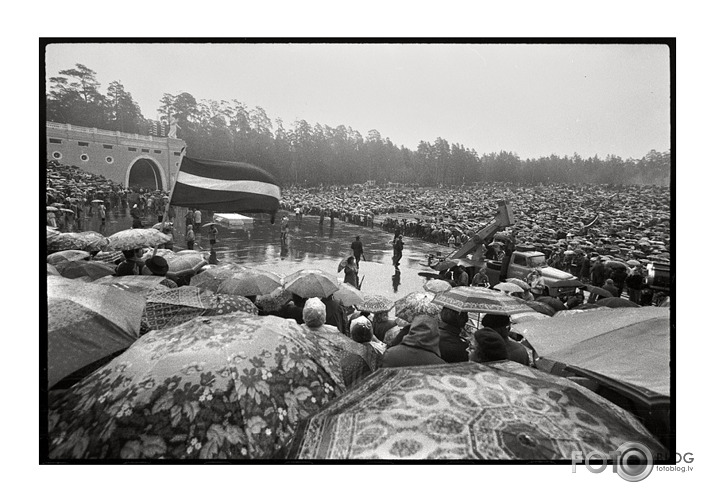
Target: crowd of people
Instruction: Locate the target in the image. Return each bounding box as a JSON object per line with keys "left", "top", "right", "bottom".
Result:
{"left": 46, "top": 160, "right": 172, "bottom": 233}
{"left": 280, "top": 182, "right": 670, "bottom": 269}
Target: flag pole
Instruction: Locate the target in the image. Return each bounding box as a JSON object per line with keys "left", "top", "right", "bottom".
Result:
{"left": 162, "top": 144, "right": 186, "bottom": 224}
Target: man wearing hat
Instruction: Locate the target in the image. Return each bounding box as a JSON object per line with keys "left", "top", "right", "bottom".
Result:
{"left": 474, "top": 314, "right": 530, "bottom": 366}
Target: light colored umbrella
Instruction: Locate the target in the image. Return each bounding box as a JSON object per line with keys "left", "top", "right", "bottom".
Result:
{"left": 47, "top": 249, "right": 90, "bottom": 266}
{"left": 47, "top": 276, "right": 146, "bottom": 389}
{"left": 432, "top": 287, "right": 533, "bottom": 315}
{"left": 423, "top": 279, "right": 452, "bottom": 293}
{"left": 506, "top": 278, "right": 530, "bottom": 291}
{"left": 493, "top": 282, "right": 524, "bottom": 294}
{"left": 47, "top": 263, "right": 61, "bottom": 276}
{"left": 190, "top": 264, "right": 247, "bottom": 292}
{"left": 331, "top": 283, "right": 364, "bottom": 306}
{"left": 285, "top": 361, "right": 666, "bottom": 460}
{"left": 284, "top": 269, "right": 340, "bottom": 299}
{"left": 355, "top": 294, "right": 395, "bottom": 313}
{"left": 47, "top": 313, "right": 346, "bottom": 460}
{"left": 106, "top": 229, "right": 170, "bottom": 251}
{"left": 91, "top": 250, "right": 125, "bottom": 264}
{"left": 394, "top": 292, "right": 440, "bottom": 322}
{"left": 216, "top": 269, "right": 284, "bottom": 297}
{"left": 164, "top": 253, "right": 207, "bottom": 276}
{"left": 514, "top": 307, "right": 670, "bottom": 397}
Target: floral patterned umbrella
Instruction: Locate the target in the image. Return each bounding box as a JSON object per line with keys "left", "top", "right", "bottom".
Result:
{"left": 394, "top": 292, "right": 440, "bottom": 322}
{"left": 55, "top": 260, "right": 116, "bottom": 280}
{"left": 432, "top": 287, "right": 533, "bottom": 315}
{"left": 356, "top": 294, "right": 395, "bottom": 313}
{"left": 47, "top": 249, "right": 91, "bottom": 266}
{"left": 285, "top": 361, "right": 667, "bottom": 460}
{"left": 216, "top": 269, "right": 284, "bottom": 297}
{"left": 106, "top": 228, "right": 170, "bottom": 251}
{"left": 47, "top": 231, "right": 110, "bottom": 252}
{"left": 47, "top": 276, "right": 146, "bottom": 389}
{"left": 47, "top": 312, "right": 346, "bottom": 460}
{"left": 140, "top": 286, "right": 216, "bottom": 334}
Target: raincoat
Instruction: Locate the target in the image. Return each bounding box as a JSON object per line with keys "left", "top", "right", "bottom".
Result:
{"left": 382, "top": 315, "right": 445, "bottom": 368}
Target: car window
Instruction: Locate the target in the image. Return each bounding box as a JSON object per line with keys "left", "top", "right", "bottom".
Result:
{"left": 513, "top": 255, "right": 527, "bottom": 266}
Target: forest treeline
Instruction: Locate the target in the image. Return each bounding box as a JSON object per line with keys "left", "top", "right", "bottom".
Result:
{"left": 46, "top": 64, "right": 671, "bottom": 187}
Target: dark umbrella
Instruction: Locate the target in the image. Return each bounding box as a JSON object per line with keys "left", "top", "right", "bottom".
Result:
{"left": 535, "top": 297, "right": 567, "bottom": 312}
{"left": 525, "top": 300, "right": 557, "bottom": 317}
{"left": 285, "top": 361, "right": 666, "bottom": 460}
{"left": 55, "top": 260, "right": 116, "bottom": 280}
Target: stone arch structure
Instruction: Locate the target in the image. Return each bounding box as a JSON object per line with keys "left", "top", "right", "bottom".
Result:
{"left": 125, "top": 156, "right": 167, "bottom": 191}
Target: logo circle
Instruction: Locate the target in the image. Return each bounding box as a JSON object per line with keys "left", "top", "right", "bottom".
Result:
{"left": 616, "top": 442, "right": 653, "bottom": 482}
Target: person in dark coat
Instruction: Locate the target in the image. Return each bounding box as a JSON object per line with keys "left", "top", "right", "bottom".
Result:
{"left": 477, "top": 314, "right": 530, "bottom": 366}
{"left": 351, "top": 236, "right": 366, "bottom": 269}
{"left": 610, "top": 266, "right": 629, "bottom": 298}
{"left": 602, "top": 278, "right": 620, "bottom": 297}
{"left": 372, "top": 311, "right": 397, "bottom": 342}
{"left": 392, "top": 235, "right": 404, "bottom": 267}
{"left": 382, "top": 315, "right": 445, "bottom": 368}
{"left": 470, "top": 328, "right": 508, "bottom": 363}
{"left": 277, "top": 294, "right": 306, "bottom": 324}
{"left": 625, "top": 266, "right": 644, "bottom": 304}
{"left": 590, "top": 257, "right": 606, "bottom": 287}
{"left": 321, "top": 294, "right": 347, "bottom": 335}
{"left": 437, "top": 307, "right": 470, "bottom": 363}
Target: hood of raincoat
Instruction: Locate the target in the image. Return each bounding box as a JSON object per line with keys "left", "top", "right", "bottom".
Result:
{"left": 400, "top": 314, "right": 441, "bottom": 357}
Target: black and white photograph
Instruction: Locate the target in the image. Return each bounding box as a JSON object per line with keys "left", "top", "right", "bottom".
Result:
{"left": 17, "top": 3, "right": 706, "bottom": 494}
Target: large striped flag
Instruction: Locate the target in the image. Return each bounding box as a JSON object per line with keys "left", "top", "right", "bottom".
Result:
{"left": 170, "top": 157, "right": 281, "bottom": 220}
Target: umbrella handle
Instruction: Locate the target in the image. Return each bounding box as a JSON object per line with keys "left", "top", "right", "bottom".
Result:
{"left": 152, "top": 247, "right": 158, "bottom": 258}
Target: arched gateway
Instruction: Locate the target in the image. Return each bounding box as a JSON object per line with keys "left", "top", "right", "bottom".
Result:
{"left": 46, "top": 122, "right": 186, "bottom": 190}
{"left": 126, "top": 157, "right": 166, "bottom": 191}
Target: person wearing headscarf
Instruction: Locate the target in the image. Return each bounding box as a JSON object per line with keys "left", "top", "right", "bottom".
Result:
{"left": 303, "top": 297, "right": 327, "bottom": 329}
{"left": 470, "top": 329, "right": 508, "bottom": 363}
{"left": 437, "top": 307, "right": 471, "bottom": 363}
{"left": 382, "top": 314, "right": 445, "bottom": 368}
{"left": 475, "top": 314, "right": 530, "bottom": 366}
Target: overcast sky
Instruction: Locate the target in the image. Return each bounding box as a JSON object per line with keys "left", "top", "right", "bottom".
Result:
{"left": 45, "top": 42, "right": 670, "bottom": 160}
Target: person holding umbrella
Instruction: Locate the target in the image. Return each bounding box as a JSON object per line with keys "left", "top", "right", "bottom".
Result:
{"left": 343, "top": 256, "right": 359, "bottom": 289}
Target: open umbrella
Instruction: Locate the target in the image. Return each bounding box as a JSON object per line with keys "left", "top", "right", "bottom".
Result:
{"left": 337, "top": 255, "right": 352, "bottom": 273}
{"left": 285, "top": 361, "right": 666, "bottom": 460}
{"left": 92, "top": 250, "right": 124, "bottom": 264}
{"left": 164, "top": 253, "right": 208, "bottom": 276}
{"left": 216, "top": 269, "right": 283, "bottom": 297}
{"left": 550, "top": 279, "right": 586, "bottom": 290}
{"left": 596, "top": 297, "right": 641, "bottom": 309}
{"left": 190, "top": 264, "right": 246, "bottom": 292}
{"left": 47, "top": 206, "right": 59, "bottom": 212}
{"left": 606, "top": 260, "right": 628, "bottom": 270}
{"left": 432, "top": 287, "right": 533, "bottom": 315}
{"left": 55, "top": 260, "right": 116, "bottom": 280}
{"left": 141, "top": 286, "right": 218, "bottom": 334}
{"left": 513, "top": 307, "right": 669, "bottom": 397}
{"left": 47, "top": 276, "right": 146, "bottom": 389}
{"left": 284, "top": 269, "right": 340, "bottom": 299}
{"left": 626, "top": 259, "right": 641, "bottom": 267}
{"left": 47, "top": 249, "right": 90, "bottom": 266}
{"left": 332, "top": 283, "right": 364, "bottom": 306}
{"left": 106, "top": 229, "right": 170, "bottom": 251}
{"left": 255, "top": 287, "right": 293, "bottom": 313}
{"left": 535, "top": 296, "right": 567, "bottom": 312}
{"left": 493, "top": 282, "right": 524, "bottom": 294}
{"left": 394, "top": 292, "right": 440, "bottom": 322}
{"left": 48, "top": 232, "right": 110, "bottom": 253}
{"left": 423, "top": 279, "right": 452, "bottom": 294}
{"left": 584, "top": 286, "right": 614, "bottom": 302}
{"left": 506, "top": 278, "right": 530, "bottom": 291}
{"left": 93, "top": 275, "right": 173, "bottom": 296}
{"left": 47, "top": 263, "right": 61, "bottom": 276}
{"left": 209, "top": 293, "right": 259, "bottom": 316}
{"left": 431, "top": 259, "right": 458, "bottom": 272}
{"left": 48, "top": 313, "right": 346, "bottom": 460}
{"left": 355, "top": 294, "right": 395, "bottom": 313}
